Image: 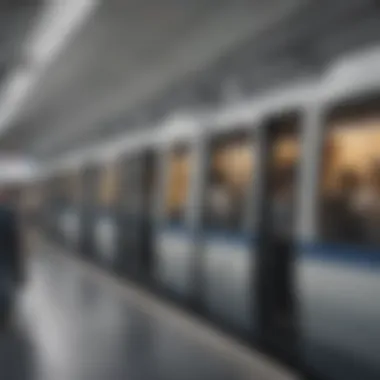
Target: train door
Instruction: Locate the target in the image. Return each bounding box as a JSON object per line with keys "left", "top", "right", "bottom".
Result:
{"left": 33, "top": 181, "right": 45, "bottom": 227}
{"left": 117, "top": 154, "right": 143, "bottom": 278}
{"left": 298, "top": 96, "right": 380, "bottom": 380}
{"left": 62, "top": 170, "right": 82, "bottom": 249}
{"left": 155, "top": 143, "right": 195, "bottom": 299}
{"left": 139, "top": 150, "right": 158, "bottom": 283}
{"left": 59, "top": 174, "right": 70, "bottom": 246}
{"left": 54, "top": 174, "right": 68, "bottom": 243}
{"left": 95, "top": 161, "right": 120, "bottom": 268}
{"left": 40, "top": 179, "right": 49, "bottom": 231}
{"left": 201, "top": 130, "right": 256, "bottom": 331}
{"left": 71, "top": 171, "right": 82, "bottom": 250}
{"left": 256, "top": 112, "right": 300, "bottom": 355}
{"left": 44, "top": 177, "right": 56, "bottom": 237}
{"left": 80, "top": 165, "right": 101, "bottom": 257}
{"left": 116, "top": 150, "right": 158, "bottom": 282}
{"left": 48, "top": 175, "right": 64, "bottom": 239}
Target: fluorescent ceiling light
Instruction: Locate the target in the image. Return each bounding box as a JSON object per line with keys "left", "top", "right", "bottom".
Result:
{"left": 0, "top": 0, "right": 99, "bottom": 136}
{"left": 26, "top": 0, "right": 99, "bottom": 66}
{"left": 0, "top": 69, "right": 36, "bottom": 128}
{"left": 0, "top": 157, "right": 37, "bottom": 183}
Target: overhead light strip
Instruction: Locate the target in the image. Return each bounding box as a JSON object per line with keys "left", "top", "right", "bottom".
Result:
{"left": 0, "top": 0, "right": 99, "bottom": 135}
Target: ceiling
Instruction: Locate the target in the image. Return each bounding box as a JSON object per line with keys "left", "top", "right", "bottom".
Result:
{"left": 0, "top": 0, "right": 307, "bottom": 158}
{"left": 2, "top": 0, "right": 380, "bottom": 162}
{"left": 0, "top": 0, "right": 42, "bottom": 92}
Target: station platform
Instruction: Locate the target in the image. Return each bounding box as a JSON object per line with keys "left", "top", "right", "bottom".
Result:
{"left": 1, "top": 234, "right": 297, "bottom": 380}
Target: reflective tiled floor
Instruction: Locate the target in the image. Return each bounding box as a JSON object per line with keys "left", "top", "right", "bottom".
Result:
{"left": 0, "top": 236, "right": 295, "bottom": 380}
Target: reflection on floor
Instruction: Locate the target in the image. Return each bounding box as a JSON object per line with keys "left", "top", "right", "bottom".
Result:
{"left": 0, "top": 237, "right": 295, "bottom": 380}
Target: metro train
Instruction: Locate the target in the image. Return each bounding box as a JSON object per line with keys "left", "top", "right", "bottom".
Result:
{"left": 30, "top": 47, "right": 380, "bottom": 380}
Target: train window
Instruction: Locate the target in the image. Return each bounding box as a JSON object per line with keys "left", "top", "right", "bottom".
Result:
{"left": 164, "top": 146, "right": 192, "bottom": 224}
{"left": 265, "top": 114, "right": 300, "bottom": 240}
{"left": 120, "top": 156, "right": 144, "bottom": 212}
{"left": 98, "top": 163, "right": 120, "bottom": 207}
{"left": 82, "top": 167, "right": 97, "bottom": 206}
{"left": 141, "top": 151, "right": 157, "bottom": 214}
{"left": 66, "top": 172, "right": 82, "bottom": 204}
{"left": 119, "top": 152, "right": 157, "bottom": 216}
{"left": 319, "top": 96, "right": 380, "bottom": 246}
{"left": 204, "top": 132, "right": 254, "bottom": 232}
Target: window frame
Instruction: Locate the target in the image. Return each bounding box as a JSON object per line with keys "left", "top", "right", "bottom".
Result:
{"left": 316, "top": 91, "right": 380, "bottom": 245}
{"left": 118, "top": 153, "right": 142, "bottom": 212}
{"left": 255, "top": 111, "right": 303, "bottom": 241}
{"left": 140, "top": 149, "right": 159, "bottom": 217}
{"left": 97, "top": 161, "right": 120, "bottom": 209}
{"left": 66, "top": 169, "right": 82, "bottom": 205}
{"left": 202, "top": 128, "right": 256, "bottom": 235}
{"left": 161, "top": 142, "right": 194, "bottom": 227}
{"left": 116, "top": 149, "right": 159, "bottom": 215}
{"left": 82, "top": 165, "right": 101, "bottom": 208}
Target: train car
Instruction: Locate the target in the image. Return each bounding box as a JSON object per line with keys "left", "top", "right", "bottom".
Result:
{"left": 90, "top": 131, "right": 158, "bottom": 279}
{"left": 35, "top": 46, "right": 380, "bottom": 380}
{"left": 296, "top": 48, "right": 380, "bottom": 380}
{"left": 114, "top": 137, "right": 158, "bottom": 282}
{"left": 198, "top": 81, "right": 313, "bottom": 359}
{"left": 37, "top": 85, "right": 312, "bottom": 362}
{"left": 152, "top": 115, "right": 205, "bottom": 301}
{"left": 88, "top": 116, "right": 205, "bottom": 296}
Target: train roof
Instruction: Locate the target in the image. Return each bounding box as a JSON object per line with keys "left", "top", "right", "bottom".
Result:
{"left": 39, "top": 80, "right": 318, "bottom": 178}
{"left": 204, "top": 79, "right": 316, "bottom": 133}
{"left": 38, "top": 77, "right": 323, "bottom": 179}
{"left": 322, "top": 45, "right": 380, "bottom": 105}
{"left": 39, "top": 111, "right": 207, "bottom": 177}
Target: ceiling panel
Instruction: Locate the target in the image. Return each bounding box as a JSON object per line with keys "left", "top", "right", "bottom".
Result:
{"left": 0, "top": 0, "right": 306, "bottom": 157}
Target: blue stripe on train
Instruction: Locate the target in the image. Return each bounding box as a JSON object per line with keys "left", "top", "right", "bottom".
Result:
{"left": 202, "top": 230, "right": 254, "bottom": 245}
{"left": 161, "top": 224, "right": 255, "bottom": 246}
{"left": 160, "top": 222, "right": 189, "bottom": 234}
{"left": 161, "top": 225, "right": 379, "bottom": 267}
{"left": 299, "top": 241, "right": 380, "bottom": 268}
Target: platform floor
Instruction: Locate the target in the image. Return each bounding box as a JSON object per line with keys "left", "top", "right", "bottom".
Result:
{"left": 0, "top": 235, "right": 296, "bottom": 380}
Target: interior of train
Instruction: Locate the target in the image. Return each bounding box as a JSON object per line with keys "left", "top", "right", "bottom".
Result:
{"left": 165, "top": 147, "right": 192, "bottom": 224}
{"left": 320, "top": 96, "right": 380, "bottom": 246}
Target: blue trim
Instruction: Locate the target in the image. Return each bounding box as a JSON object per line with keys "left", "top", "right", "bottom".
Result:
{"left": 299, "top": 241, "right": 380, "bottom": 268}
{"left": 203, "top": 229, "right": 255, "bottom": 246}
{"left": 160, "top": 222, "right": 189, "bottom": 235}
